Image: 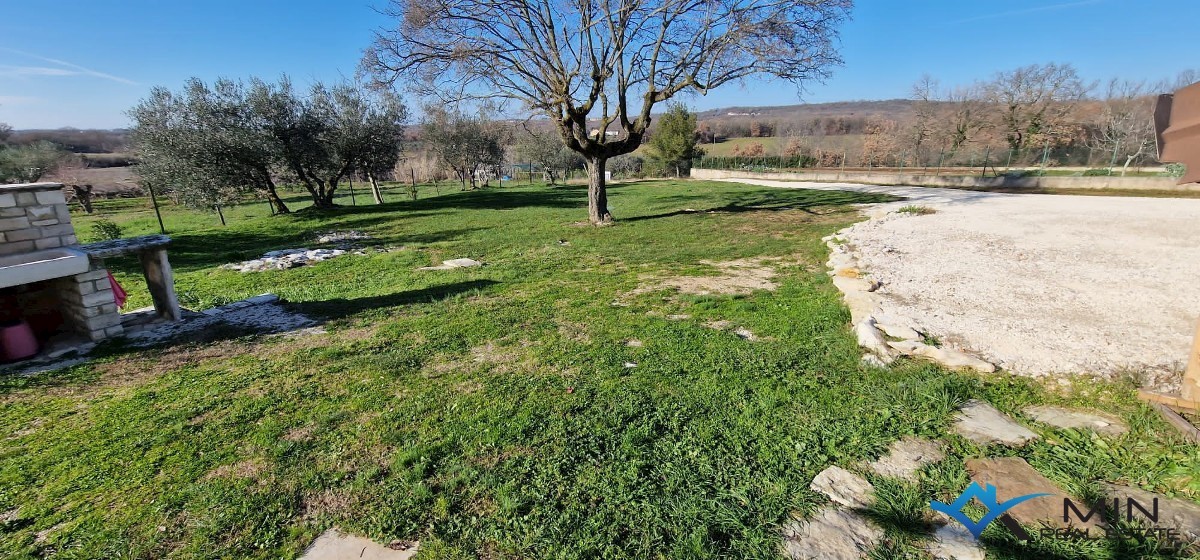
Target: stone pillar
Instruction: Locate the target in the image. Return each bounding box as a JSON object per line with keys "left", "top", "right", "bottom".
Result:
{"left": 138, "top": 248, "right": 181, "bottom": 321}
{"left": 52, "top": 263, "right": 123, "bottom": 341}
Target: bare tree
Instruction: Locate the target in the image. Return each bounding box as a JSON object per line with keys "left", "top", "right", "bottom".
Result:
{"left": 1089, "top": 79, "right": 1155, "bottom": 175}
{"left": 941, "top": 84, "right": 989, "bottom": 155}
{"left": 908, "top": 75, "right": 938, "bottom": 164}
{"left": 859, "top": 117, "right": 900, "bottom": 166}
{"left": 984, "top": 63, "right": 1092, "bottom": 155}
{"left": 365, "top": 0, "right": 850, "bottom": 223}
{"left": 50, "top": 154, "right": 97, "bottom": 213}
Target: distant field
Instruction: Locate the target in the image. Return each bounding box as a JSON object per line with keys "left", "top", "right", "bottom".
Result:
{"left": 695, "top": 135, "right": 865, "bottom": 157}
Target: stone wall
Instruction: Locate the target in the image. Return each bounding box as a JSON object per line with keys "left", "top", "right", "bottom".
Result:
{"left": 0, "top": 183, "right": 77, "bottom": 255}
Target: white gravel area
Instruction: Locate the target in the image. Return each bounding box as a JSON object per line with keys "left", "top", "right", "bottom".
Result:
{"left": 719, "top": 178, "right": 1200, "bottom": 384}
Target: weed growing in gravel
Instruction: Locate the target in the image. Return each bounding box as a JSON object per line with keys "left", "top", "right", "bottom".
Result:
{"left": 897, "top": 205, "right": 936, "bottom": 215}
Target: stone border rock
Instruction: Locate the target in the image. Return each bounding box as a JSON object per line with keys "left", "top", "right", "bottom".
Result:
{"left": 823, "top": 227, "right": 996, "bottom": 373}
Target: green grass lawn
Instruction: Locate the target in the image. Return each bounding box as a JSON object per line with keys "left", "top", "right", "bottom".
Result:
{"left": 2, "top": 180, "right": 1199, "bottom": 559}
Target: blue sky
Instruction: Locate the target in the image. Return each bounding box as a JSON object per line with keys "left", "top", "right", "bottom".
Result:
{"left": 0, "top": 0, "right": 1196, "bottom": 129}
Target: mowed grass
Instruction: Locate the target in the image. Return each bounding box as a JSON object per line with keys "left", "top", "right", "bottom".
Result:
{"left": 2, "top": 180, "right": 1199, "bottom": 559}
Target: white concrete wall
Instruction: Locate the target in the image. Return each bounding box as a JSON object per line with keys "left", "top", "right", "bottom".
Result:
{"left": 690, "top": 168, "right": 1197, "bottom": 191}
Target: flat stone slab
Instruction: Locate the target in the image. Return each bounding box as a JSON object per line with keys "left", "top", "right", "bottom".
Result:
{"left": 966, "top": 457, "right": 1099, "bottom": 530}
{"left": 418, "top": 258, "right": 482, "bottom": 270}
{"left": 953, "top": 400, "right": 1038, "bottom": 446}
{"left": 867, "top": 437, "right": 946, "bottom": 481}
{"left": 1023, "top": 405, "right": 1127, "bottom": 436}
{"left": 926, "top": 523, "right": 985, "bottom": 560}
{"left": 781, "top": 507, "right": 883, "bottom": 560}
{"left": 300, "top": 529, "right": 418, "bottom": 560}
{"left": 1102, "top": 483, "right": 1200, "bottom": 542}
{"left": 810, "top": 466, "right": 874, "bottom": 509}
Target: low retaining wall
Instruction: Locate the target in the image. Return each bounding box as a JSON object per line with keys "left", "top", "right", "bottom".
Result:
{"left": 691, "top": 168, "right": 1196, "bottom": 191}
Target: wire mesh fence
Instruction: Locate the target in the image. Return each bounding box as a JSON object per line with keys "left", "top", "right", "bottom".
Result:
{"left": 694, "top": 141, "right": 1167, "bottom": 177}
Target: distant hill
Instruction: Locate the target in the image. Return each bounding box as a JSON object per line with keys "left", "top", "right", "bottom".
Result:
{"left": 695, "top": 99, "right": 916, "bottom": 121}
{"left": 9, "top": 128, "right": 130, "bottom": 154}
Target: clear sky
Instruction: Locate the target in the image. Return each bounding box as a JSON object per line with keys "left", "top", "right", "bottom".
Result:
{"left": 1, "top": 0, "right": 1197, "bottom": 129}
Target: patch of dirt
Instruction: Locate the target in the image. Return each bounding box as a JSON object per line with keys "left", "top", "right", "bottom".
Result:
{"left": 301, "top": 487, "right": 358, "bottom": 519}
{"left": 283, "top": 425, "right": 315, "bottom": 442}
{"left": 556, "top": 321, "right": 592, "bottom": 343}
{"left": 429, "top": 341, "right": 533, "bottom": 376}
{"left": 186, "top": 410, "right": 216, "bottom": 427}
{"left": 628, "top": 257, "right": 796, "bottom": 298}
{"left": 203, "top": 458, "right": 267, "bottom": 481}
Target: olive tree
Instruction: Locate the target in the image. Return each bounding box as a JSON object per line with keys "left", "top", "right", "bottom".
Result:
{"left": 131, "top": 78, "right": 298, "bottom": 213}
{"left": 515, "top": 127, "right": 584, "bottom": 184}
{"left": 132, "top": 77, "right": 406, "bottom": 211}
{"left": 365, "top": 0, "right": 850, "bottom": 223}
{"left": 422, "top": 107, "right": 505, "bottom": 189}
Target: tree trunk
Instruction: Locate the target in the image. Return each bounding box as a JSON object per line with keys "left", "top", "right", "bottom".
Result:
{"left": 586, "top": 156, "right": 612, "bottom": 224}
{"left": 73, "top": 185, "right": 94, "bottom": 213}
{"left": 368, "top": 173, "right": 384, "bottom": 204}
{"left": 265, "top": 181, "right": 290, "bottom": 214}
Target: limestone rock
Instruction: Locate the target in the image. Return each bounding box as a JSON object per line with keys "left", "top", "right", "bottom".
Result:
{"left": 418, "top": 258, "right": 483, "bottom": 271}
{"left": 877, "top": 322, "right": 921, "bottom": 341}
{"left": 861, "top": 353, "right": 888, "bottom": 368}
{"left": 966, "top": 457, "right": 1099, "bottom": 530}
{"left": 867, "top": 437, "right": 945, "bottom": 481}
{"left": 952, "top": 400, "right": 1038, "bottom": 446}
{"left": 1023, "top": 406, "right": 1127, "bottom": 436}
{"left": 300, "top": 528, "right": 418, "bottom": 560}
{"left": 781, "top": 507, "right": 883, "bottom": 560}
{"left": 842, "top": 291, "right": 881, "bottom": 326}
{"left": 889, "top": 340, "right": 995, "bottom": 373}
{"left": 811, "top": 466, "right": 874, "bottom": 509}
{"left": 855, "top": 319, "right": 895, "bottom": 362}
{"left": 926, "top": 523, "right": 985, "bottom": 560}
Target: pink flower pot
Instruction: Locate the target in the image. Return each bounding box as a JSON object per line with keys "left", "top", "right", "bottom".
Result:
{"left": 0, "top": 320, "right": 39, "bottom": 362}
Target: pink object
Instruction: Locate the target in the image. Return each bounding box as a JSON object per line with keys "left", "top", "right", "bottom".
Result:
{"left": 107, "top": 270, "right": 127, "bottom": 309}
{"left": 0, "top": 320, "right": 40, "bottom": 362}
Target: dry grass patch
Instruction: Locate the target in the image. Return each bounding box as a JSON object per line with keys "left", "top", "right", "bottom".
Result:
{"left": 301, "top": 487, "right": 360, "bottom": 519}
{"left": 629, "top": 257, "right": 800, "bottom": 298}
{"left": 203, "top": 458, "right": 268, "bottom": 481}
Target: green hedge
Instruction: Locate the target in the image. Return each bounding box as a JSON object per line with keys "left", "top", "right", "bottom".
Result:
{"left": 694, "top": 155, "right": 816, "bottom": 170}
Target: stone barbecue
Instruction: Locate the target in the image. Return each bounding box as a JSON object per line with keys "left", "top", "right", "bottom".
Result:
{"left": 0, "top": 183, "right": 180, "bottom": 358}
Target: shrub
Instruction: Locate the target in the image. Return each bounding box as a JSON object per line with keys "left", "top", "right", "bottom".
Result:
{"left": 1165, "top": 163, "right": 1187, "bottom": 178}
{"left": 90, "top": 219, "right": 123, "bottom": 241}
{"left": 609, "top": 154, "right": 644, "bottom": 178}
{"left": 1082, "top": 168, "right": 1112, "bottom": 176}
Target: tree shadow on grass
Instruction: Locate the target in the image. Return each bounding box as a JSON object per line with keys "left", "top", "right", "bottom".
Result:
{"left": 624, "top": 188, "right": 899, "bottom": 222}
{"left": 108, "top": 225, "right": 489, "bottom": 274}
{"left": 294, "top": 279, "right": 500, "bottom": 320}
{"left": 399, "top": 185, "right": 588, "bottom": 212}
{"left": 0, "top": 281, "right": 500, "bottom": 395}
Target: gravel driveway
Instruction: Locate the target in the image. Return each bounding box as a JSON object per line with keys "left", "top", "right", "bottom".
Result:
{"left": 720, "top": 178, "right": 1200, "bottom": 384}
